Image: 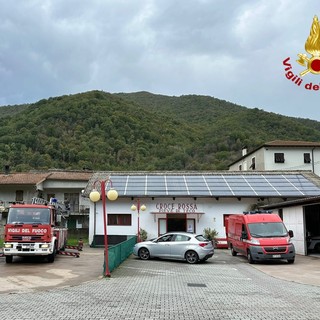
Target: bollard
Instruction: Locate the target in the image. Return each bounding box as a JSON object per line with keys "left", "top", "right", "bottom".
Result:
{"left": 78, "top": 238, "right": 84, "bottom": 251}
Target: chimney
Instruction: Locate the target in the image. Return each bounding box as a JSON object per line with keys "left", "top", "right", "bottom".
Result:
{"left": 4, "top": 165, "right": 10, "bottom": 175}
{"left": 242, "top": 146, "right": 248, "bottom": 157}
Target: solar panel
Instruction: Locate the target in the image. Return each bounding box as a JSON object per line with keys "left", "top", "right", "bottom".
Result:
{"left": 107, "top": 173, "right": 320, "bottom": 198}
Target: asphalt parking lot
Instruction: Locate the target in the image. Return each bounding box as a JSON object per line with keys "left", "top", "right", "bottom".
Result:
{"left": 1, "top": 248, "right": 320, "bottom": 319}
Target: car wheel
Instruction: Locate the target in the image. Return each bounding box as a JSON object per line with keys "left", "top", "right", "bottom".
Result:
{"left": 185, "top": 250, "right": 199, "bottom": 264}
{"left": 231, "top": 246, "right": 237, "bottom": 256}
{"left": 247, "top": 250, "right": 254, "bottom": 264}
{"left": 287, "top": 258, "right": 295, "bottom": 264}
{"left": 314, "top": 243, "right": 320, "bottom": 253}
{"left": 5, "top": 256, "right": 13, "bottom": 264}
{"left": 138, "top": 247, "right": 150, "bottom": 260}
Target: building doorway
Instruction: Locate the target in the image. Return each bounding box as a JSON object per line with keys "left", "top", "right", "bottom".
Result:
{"left": 167, "top": 214, "right": 186, "bottom": 232}
{"left": 158, "top": 214, "right": 196, "bottom": 235}
{"left": 305, "top": 204, "right": 320, "bottom": 254}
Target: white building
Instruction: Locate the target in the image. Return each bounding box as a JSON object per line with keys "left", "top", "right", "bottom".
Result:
{"left": 84, "top": 171, "right": 320, "bottom": 254}
{"left": 0, "top": 169, "right": 92, "bottom": 239}
{"left": 228, "top": 140, "right": 320, "bottom": 176}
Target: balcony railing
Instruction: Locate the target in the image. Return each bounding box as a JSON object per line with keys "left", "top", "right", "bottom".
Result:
{"left": 0, "top": 201, "right": 90, "bottom": 215}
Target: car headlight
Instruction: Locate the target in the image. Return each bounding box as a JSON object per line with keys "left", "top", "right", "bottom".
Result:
{"left": 4, "top": 243, "right": 13, "bottom": 248}
{"left": 40, "top": 244, "right": 49, "bottom": 248}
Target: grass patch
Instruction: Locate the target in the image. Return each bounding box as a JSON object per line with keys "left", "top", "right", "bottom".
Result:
{"left": 67, "top": 237, "right": 88, "bottom": 246}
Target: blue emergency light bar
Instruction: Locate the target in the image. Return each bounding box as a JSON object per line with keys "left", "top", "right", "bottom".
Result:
{"left": 243, "top": 210, "right": 273, "bottom": 215}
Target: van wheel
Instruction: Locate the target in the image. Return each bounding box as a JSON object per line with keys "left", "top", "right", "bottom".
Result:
{"left": 247, "top": 250, "right": 254, "bottom": 264}
{"left": 287, "top": 258, "right": 295, "bottom": 264}
{"left": 231, "top": 246, "right": 237, "bottom": 256}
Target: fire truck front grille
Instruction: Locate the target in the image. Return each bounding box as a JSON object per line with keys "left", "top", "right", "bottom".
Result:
{"left": 264, "top": 246, "right": 287, "bottom": 253}
{"left": 11, "top": 235, "right": 43, "bottom": 241}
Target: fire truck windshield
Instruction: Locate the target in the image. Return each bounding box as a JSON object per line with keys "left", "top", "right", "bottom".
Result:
{"left": 7, "top": 208, "right": 50, "bottom": 224}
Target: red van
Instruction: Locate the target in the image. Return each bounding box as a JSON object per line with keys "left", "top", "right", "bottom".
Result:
{"left": 226, "top": 212, "right": 295, "bottom": 264}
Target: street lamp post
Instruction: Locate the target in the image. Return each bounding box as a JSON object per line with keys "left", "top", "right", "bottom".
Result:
{"left": 131, "top": 199, "right": 146, "bottom": 242}
{"left": 89, "top": 179, "right": 118, "bottom": 277}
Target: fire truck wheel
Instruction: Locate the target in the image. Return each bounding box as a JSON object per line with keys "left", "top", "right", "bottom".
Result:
{"left": 231, "top": 246, "right": 237, "bottom": 256}
{"left": 48, "top": 246, "right": 56, "bottom": 263}
{"left": 5, "top": 256, "right": 13, "bottom": 264}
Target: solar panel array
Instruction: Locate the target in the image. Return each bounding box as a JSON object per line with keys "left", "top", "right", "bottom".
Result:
{"left": 106, "top": 174, "right": 320, "bottom": 198}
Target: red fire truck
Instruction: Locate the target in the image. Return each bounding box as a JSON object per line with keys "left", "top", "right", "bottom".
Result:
{"left": 3, "top": 197, "right": 68, "bottom": 263}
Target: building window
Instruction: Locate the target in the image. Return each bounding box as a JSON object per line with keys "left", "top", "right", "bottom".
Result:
{"left": 249, "top": 157, "right": 255, "bottom": 170}
{"left": 64, "top": 193, "right": 79, "bottom": 213}
{"left": 239, "top": 164, "right": 242, "bottom": 171}
{"left": 304, "top": 153, "right": 311, "bottom": 163}
{"left": 16, "top": 190, "right": 23, "bottom": 202}
{"left": 108, "top": 214, "right": 132, "bottom": 226}
{"left": 274, "top": 153, "right": 285, "bottom": 163}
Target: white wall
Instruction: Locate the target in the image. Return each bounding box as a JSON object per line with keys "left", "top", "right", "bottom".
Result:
{"left": 264, "top": 147, "right": 319, "bottom": 173}
{"left": 89, "top": 197, "right": 256, "bottom": 244}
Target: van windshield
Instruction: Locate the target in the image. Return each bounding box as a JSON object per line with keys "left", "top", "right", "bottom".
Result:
{"left": 248, "top": 222, "right": 287, "bottom": 238}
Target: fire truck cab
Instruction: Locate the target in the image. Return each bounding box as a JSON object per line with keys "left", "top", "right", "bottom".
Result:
{"left": 226, "top": 211, "right": 295, "bottom": 264}
{"left": 3, "top": 198, "right": 68, "bottom": 263}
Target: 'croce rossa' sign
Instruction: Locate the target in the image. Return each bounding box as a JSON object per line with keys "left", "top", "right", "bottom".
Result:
{"left": 155, "top": 202, "right": 198, "bottom": 213}
{"left": 283, "top": 15, "right": 320, "bottom": 91}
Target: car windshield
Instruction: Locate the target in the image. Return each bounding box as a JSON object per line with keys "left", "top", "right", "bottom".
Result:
{"left": 248, "top": 222, "right": 288, "bottom": 237}
{"left": 7, "top": 208, "right": 50, "bottom": 224}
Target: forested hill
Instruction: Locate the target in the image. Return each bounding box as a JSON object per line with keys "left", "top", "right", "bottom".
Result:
{"left": 0, "top": 90, "right": 320, "bottom": 172}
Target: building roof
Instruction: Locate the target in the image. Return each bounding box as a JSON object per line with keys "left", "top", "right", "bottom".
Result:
{"left": 0, "top": 170, "right": 92, "bottom": 185}
{"left": 264, "top": 140, "right": 320, "bottom": 147}
{"left": 0, "top": 172, "right": 50, "bottom": 185}
{"left": 228, "top": 140, "right": 320, "bottom": 167}
{"left": 46, "top": 171, "right": 92, "bottom": 181}
{"left": 83, "top": 171, "right": 320, "bottom": 198}
{"left": 262, "top": 195, "right": 320, "bottom": 209}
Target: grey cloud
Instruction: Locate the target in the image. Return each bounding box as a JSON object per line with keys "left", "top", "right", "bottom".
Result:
{"left": 0, "top": 0, "right": 319, "bottom": 120}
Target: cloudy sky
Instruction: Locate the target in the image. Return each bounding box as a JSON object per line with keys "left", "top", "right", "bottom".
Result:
{"left": 1, "top": 0, "right": 320, "bottom": 120}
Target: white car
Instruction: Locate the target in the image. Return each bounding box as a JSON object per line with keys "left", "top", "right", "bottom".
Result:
{"left": 133, "top": 232, "right": 214, "bottom": 264}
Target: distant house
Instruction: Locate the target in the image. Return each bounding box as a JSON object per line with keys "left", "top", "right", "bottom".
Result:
{"left": 0, "top": 169, "right": 92, "bottom": 239}
{"left": 228, "top": 140, "right": 320, "bottom": 176}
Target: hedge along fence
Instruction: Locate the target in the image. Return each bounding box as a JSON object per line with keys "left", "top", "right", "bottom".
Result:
{"left": 103, "top": 236, "right": 137, "bottom": 274}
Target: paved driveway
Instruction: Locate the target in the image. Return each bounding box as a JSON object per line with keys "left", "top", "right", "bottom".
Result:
{"left": 0, "top": 246, "right": 105, "bottom": 294}
{"left": 1, "top": 248, "right": 320, "bottom": 319}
